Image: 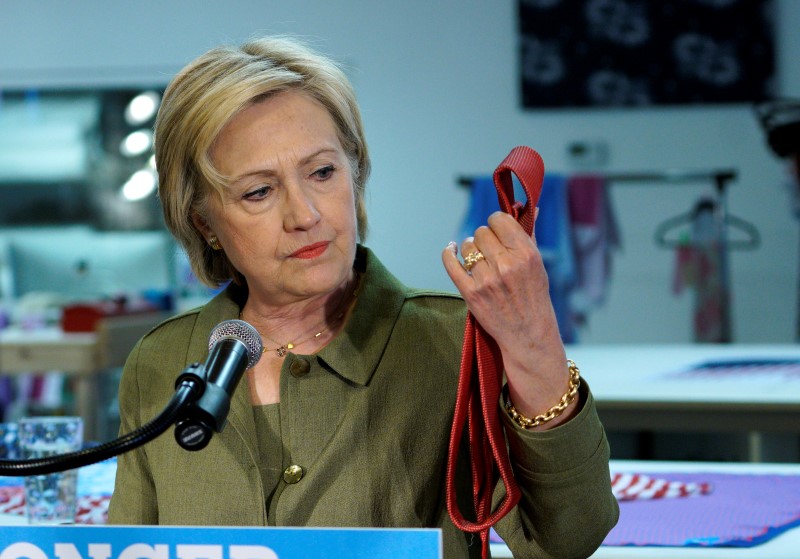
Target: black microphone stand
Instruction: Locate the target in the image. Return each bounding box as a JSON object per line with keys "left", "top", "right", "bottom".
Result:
{"left": 0, "top": 363, "right": 207, "bottom": 476}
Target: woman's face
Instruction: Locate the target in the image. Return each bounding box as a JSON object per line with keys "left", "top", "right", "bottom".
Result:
{"left": 197, "top": 89, "right": 358, "bottom": 304}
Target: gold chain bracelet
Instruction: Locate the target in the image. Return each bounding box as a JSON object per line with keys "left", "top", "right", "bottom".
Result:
{"left": 503, "top": 359, "right": 581, "bottom": 429}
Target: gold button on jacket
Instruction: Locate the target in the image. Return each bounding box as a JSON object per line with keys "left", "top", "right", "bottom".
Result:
{"left": 283, "top": 465, "right": 304, "bottom": 484}
{"left": 289, "top": 358, "right": 311, "bottom": 378}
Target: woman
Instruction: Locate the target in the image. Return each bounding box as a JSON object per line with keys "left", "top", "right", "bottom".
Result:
{"left": 108, "top": 36, "right": 618, "bottom": 558}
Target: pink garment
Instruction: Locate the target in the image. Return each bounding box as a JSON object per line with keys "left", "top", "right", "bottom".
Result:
{"left": 671, "top": 201, "right": 731, "bottom": 343}
{"left": 566, "top": 174, "right": 620, "bottom": 322}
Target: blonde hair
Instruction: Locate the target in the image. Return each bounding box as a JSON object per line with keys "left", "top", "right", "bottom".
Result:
{"left": 156, "top": 36, "right": 370, "bottom": 287}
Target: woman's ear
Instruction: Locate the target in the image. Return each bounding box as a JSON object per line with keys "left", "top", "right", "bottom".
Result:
{"left": 191, "top": 211, "right": 212, "bottom": 241}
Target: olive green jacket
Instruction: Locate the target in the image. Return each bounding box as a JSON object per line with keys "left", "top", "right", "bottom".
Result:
{"left": 108, "top": 246, "right": 618, "bottom": 558}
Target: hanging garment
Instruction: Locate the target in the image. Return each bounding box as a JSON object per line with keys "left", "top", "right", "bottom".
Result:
{"left": 535, "top": 173, "right": 578, "bottom": 343}
{"left": 672, "top": 199, "right": 732, "bottom": 343}
{"left": 566, "top": 174, "right": 621, "bottom": 326}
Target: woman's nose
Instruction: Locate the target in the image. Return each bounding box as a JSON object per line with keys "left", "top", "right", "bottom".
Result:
{"left": 282, "top": 185, "right": 321, "bottom": 231}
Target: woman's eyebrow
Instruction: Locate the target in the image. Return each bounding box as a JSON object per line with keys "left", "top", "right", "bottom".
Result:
{"left": 229, "top": 147, "right": 340, "bottom": 184}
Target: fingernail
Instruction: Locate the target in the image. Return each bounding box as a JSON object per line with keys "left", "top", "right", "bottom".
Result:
{"left": 446, "top": 241, "right": 457, "bottom": 253}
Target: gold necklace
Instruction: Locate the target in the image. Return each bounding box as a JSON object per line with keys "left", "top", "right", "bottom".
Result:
{"left": 243, "top": 272, "right": 361, "bottom": 357}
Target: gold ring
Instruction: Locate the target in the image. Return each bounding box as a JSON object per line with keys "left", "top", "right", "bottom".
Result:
{"left": 463, "top": 250, "right": 485, "bottom": 272}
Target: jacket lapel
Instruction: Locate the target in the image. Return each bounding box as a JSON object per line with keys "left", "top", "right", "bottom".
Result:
{"left": 317, "top": 247, "right": 407, "bottom": 386}
{"left": 281, "top": 247, "right": 408, "bottom": 468}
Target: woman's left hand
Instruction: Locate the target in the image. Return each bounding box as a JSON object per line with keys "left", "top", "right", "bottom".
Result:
{"left": 442, "top": 210, "right": 578, "bottom": 429}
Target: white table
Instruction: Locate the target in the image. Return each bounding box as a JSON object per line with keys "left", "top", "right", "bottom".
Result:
{"left": 492, "top": 460, "right": 800, "bottom": 559}
{"left": 566, "top": 344, "right": 800, "bottom": 461}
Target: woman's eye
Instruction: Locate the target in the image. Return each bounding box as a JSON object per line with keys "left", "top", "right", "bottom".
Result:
{"left": 243, "top": 185, "right": 272, "bottom": 200}
{"left": 312, "top": 165, "right": 335, "bottom": 180}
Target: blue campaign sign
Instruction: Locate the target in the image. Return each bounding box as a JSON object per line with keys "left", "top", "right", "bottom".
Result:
{"left": 0, "top": 525, "right": 442, "bottom": 559}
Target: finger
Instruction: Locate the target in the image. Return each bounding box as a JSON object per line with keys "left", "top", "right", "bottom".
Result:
{"left": 459, "top": 236, "right": 481, "bottom": 260}
{"left": 486, "top": 211, "right": 536, "bottom": 251}
{"left": 442, "top": 241, "right": 473, "bottom": 293}
{"left": 459, "top": 236, "right": 478, "bottom": 261}
{"left": 459, "top": 236, "right": 490, "bottom": 275}
{"left": 472, "top": 225, "right": 503, "bottom": 262}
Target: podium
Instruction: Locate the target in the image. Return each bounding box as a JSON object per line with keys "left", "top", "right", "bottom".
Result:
{"left": 0, "top": 526, "right": 442, "bottom": 559}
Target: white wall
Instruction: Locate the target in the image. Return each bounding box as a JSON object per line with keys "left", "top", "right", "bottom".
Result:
{"left": 1, "top": 0, "right": 797, "bottom": 343}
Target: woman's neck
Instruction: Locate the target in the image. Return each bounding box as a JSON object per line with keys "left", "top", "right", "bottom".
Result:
{"left": 240, "top": 269, "right": 360, "bottom": 356}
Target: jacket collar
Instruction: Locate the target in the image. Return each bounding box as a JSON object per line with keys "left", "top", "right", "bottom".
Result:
{"left": 316, "top": 246, "right": 407, "bottom": 386}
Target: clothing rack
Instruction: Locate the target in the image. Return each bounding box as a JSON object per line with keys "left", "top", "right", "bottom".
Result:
{"left": 602, "top": 168, "right": 736, "bottom": 191}
{"left": 457, "top": 167, "right": 743, "bottom": 243}
{"left": 457, "top": 168, "right": 737, "bottom": 190}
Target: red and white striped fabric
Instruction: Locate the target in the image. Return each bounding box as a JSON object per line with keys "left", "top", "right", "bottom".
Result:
{"left": 0, "top": 486, "right": 25, "bottom": 515}
{"left": 0, "top": 486, "right": 110, "bottom": 524}
{"left": 611, "top": 472, "right": 713, "bottom": 501}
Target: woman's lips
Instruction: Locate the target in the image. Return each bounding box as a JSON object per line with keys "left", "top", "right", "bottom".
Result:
{"left": 289, "top": 241, "right": 329, "bottom": 259}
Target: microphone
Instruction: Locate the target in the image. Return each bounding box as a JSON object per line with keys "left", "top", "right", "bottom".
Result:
{"left": 174, "top": 319, "right": 263, "bottom": 450}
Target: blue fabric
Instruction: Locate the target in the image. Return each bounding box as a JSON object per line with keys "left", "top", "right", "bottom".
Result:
{"left": 536, "top": 174, "right": 577, "bottom": 343}
{"left": 533, "top": 175, "right": 562, "bottom": 251}
{"left": 458, "top": 176, "right": 501, "bottom": 240}
{"left": 458, "top": 174, "right": 577, "bottom": 343}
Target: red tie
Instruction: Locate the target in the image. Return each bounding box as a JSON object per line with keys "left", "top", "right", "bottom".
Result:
{"left": 445, "top": 146, "right": 545, "bottom": 558}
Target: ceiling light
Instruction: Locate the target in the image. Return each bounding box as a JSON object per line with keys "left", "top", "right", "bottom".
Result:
{"left": 121, "top": 169, "right": 157, "bottom": 201}
{"left": 120, "top": 129, "right": 153, "bottom": 157}
{"left": 124, "top": 91, "right": 161, "bottom": 126}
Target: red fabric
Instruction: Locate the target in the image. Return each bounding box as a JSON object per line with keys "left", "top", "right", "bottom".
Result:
{"left": 446, "top": 146, "right": 545, "bottom": 558}
{"left": 567, "top": 174, "right": 605, "bottom": 225}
